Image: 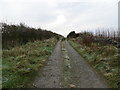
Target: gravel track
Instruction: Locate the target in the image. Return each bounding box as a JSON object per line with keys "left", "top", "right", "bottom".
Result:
{"left": 33, "top": 41, "right": 62, "bottom": 88}
{"left": 64, "top": 40, "right": 108, "bottom": 88}
{"left": 33, "top": 40, "right": 109, "bottom": 88}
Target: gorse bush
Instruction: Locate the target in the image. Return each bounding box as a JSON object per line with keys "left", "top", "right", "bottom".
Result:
{"left": 1, "top": 23, "right": 61, "bottom": 49}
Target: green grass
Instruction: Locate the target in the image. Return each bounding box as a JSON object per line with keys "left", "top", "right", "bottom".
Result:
{"left": 69, "top": 38, "right": 120, "bottom": 88}
{"left": 2, "top": 38, "right": 57, "bottom": 88}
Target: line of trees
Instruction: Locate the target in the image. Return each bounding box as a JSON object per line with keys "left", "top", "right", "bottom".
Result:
{"left": 1, "top": 23, "right": 62, "bottom": 49}
{"left": 94, "top": 29, "right": 120, "bottom": 42}
{"left": 67, "top": 28, "right": 120, "bottom": 47}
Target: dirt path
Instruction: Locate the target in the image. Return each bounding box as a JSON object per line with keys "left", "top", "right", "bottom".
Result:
{"left": 64, "top": 40, "right": 108, "bottom": 88}
{"left": 33, "top": 41, "right": 62, "bottom": 88}
{"left": 33, "top": 40, "right": 108, "bottom": 88}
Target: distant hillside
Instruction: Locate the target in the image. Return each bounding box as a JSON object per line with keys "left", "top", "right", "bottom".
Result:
{"left": 1, "top": 23, "right": 62, "bottom": 49}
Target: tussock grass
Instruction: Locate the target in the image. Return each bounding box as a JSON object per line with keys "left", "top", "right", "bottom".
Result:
{"left": 69, "top": 38, "right": 120, "bottom": 88}
{"left": 2, "top": 38, "right": 57, "bottom": 88}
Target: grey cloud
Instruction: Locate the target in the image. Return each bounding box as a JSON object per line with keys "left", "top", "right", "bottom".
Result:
{"left": 0, "top": 0, "right": 118, "bottom": 36}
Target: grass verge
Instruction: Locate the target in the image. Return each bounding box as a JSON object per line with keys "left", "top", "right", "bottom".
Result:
{"left": 69, "top": 38, "right": 120, "bottom": 88}
{"left": 2, "top": 38, "right": 57, "bottom": 88}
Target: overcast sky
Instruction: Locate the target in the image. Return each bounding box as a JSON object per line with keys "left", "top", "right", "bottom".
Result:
{"left": 0, "top": 0, "right": 119, "bottom": 36}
